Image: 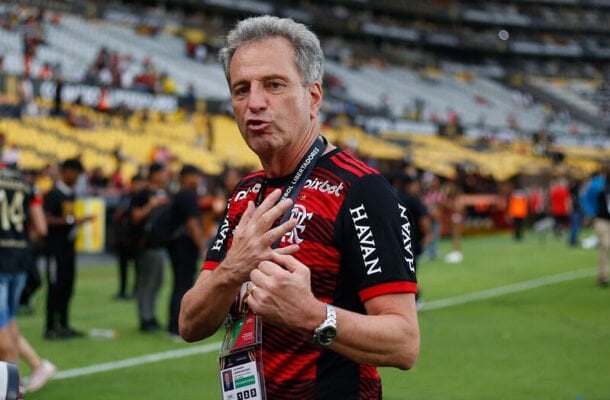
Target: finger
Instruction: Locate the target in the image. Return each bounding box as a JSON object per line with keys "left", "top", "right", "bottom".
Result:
{"left": 257, "top": 197, "right": 293, "bottom": 229}
{"left": 237, "top": 201, "right": 256, "bottom": 228}
{"left": 250, "top": 266, "right": 275, "bottom": 288}
{"left": 245, "top": 294, "right": 259, "bottom": 312}
{"left": 254, "top": 188, "right": 283, "bottom": 215}
{"left": 274, "top": 244, "right": 300, "bottom": 256}
{"left": 262, "top": 218, "right": 298, "bottom": 246}
{"left": 248, "top": 281, "right": 257, "bottom": 296}
{"left": 271, "top": 252, "right": 309, "bottom": 276}
{"left": 256, "top": 260, "right": 286, "bottom": 277}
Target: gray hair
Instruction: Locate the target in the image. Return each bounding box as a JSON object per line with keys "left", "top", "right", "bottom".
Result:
{"left": 218, "top": 15, "right": 324, "bottom": 86}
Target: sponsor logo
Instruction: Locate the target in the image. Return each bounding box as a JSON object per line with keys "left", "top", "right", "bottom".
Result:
{"left": 303, "top": 178, "right": 344, "bottom": 197}
{"left": 234, "top": 183, "right": 262, "bottom": 202}
{"left": 349, "top": 204, "right": 381, "bottom": 275}
{"left": 281, "top": 204, "right": 313, "bottom": 245}
{"left": 398, "top": 204, "right": 416, "bottom": 273}
{"left": 211, "top": 215, "right": 230, "bottom": 252}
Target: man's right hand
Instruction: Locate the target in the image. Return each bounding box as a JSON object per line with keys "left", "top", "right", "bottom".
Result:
{"left": 221, "top": 188, "right": 299, "bottom": 284}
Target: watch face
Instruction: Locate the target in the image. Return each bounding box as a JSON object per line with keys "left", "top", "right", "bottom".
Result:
{"left": 319, "top": 326, "right": 337, "bottom": 345}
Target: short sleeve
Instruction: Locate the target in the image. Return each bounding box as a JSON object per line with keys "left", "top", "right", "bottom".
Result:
{"left": 202, "top": 201, "right": 231, "bottom": 271}
{"left": 335, "top": 174, "right": 417, "bottom": 303}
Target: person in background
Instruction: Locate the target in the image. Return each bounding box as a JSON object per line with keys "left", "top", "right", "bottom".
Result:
{"left": 508, "top": 186, "right": 529, "bottom": 241}
{"left": 422, "top": 173, "right": 444, "bottom": 260}
{"left": 167, "top": 165, "right": 206, "bottom": 338}
{"left": 444, "top": 181, "right": 464, "bottom": 263}
{"left": 19, "top": 335, "right": 56, "bottom": 392}
{"left": 43, "top": 158, "right": 95, "bottom": 339}
{"left": 549, "top": 177, "right": 571, "bottom": 238}
{"left": 111, "top": 173, "right": 146, "bottom": 300}
{"left": 130, "top": 162, "right": 169, "bottom": 332}
{"left": 0, "top": 161, "right": 49, "bottom": 391}
{"left": 568, "top": 178, "right": 583, "bottom": 247}
{"left": 19, "top": 170, "right": 46, "bottom": 314}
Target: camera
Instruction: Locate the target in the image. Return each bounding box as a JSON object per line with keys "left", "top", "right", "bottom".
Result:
{"left": 0, "top": 361, "right": 22, "bottom": 400}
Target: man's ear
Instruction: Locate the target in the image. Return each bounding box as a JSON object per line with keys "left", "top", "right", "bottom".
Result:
{"left": 308, "top": 81, "right": 323, "bottom": 119}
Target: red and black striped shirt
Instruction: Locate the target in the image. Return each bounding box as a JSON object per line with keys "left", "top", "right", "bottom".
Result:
{"left": 204, "top": 148, "right": 417, "bottom": 399}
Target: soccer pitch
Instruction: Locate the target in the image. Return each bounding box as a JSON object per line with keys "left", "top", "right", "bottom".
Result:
{"left": 17, "top": 232, "right": 607, "bottom": 400}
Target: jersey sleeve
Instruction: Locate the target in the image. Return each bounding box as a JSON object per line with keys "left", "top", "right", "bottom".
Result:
{"left": 202, "top": 200, "right": 231, "bottom": 271}
{"left": 336, "top": 174, "right": 417, "bottom": 303}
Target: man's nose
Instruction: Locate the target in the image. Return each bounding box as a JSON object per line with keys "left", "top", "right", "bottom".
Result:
{"left": 247, "top": 84, "right": 267, "bottom": 112}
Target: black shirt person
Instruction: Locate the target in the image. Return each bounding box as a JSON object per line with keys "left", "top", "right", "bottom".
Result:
{"left": 43, "top": 158, "right": 94, "bottom": 339}
{"left": 130, "top": 162, "right": 170, "bottom": 332}
{"left": 167, "top": 164, "right": 206, "bottom": 336}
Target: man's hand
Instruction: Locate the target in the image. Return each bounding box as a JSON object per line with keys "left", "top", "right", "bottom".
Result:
{"left": 246, "top": 252, "right": 325, "bottom": 336}
{"left": 221, "top": 189, "right": 300, "bottom": 284}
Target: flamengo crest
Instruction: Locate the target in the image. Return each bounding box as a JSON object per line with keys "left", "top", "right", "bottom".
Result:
{"left": 281, "top": 204, "right": 313, "bottom": 245}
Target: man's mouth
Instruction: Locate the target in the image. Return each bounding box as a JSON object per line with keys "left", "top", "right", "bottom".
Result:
{"left": 246, "top": 119, "right": 271, "bottom": 131}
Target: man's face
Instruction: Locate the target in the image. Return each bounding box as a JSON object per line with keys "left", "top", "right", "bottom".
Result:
{"left": 182, "top": 173, "right": 201, "bottom": 191}
{"left": 62, "top": 169, "right": 80, "bottom": 187}
{"left": 229, "top": 36, "right": 322, "bottom": 158}
{"left": 150, "top": 169, "right": 169, "bottom": 187}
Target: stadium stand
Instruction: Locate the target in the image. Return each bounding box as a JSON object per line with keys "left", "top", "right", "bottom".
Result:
{"left": 0, "top": 0, "right": 608, "bottom": 180}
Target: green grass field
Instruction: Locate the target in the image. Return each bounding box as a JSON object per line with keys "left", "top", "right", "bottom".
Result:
{"left": 16, "top": 231, "right": 608, "bottom": 400}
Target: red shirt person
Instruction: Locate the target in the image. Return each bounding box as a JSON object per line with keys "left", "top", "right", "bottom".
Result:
{"left": 179, "top": 16, "right": 419, "bottom": 400}
{"left": 549, "top": 178, "right": 571, "bottom": 233}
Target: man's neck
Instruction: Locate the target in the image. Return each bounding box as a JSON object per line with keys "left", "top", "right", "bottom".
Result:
{"left": 261, "top": 123, "right": 334, "bottom": 178}
{"left": 263, "top": 137, "right": 318, "bottom": 178}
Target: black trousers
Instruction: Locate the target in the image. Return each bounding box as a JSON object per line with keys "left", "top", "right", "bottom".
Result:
{"left": 116, "top": 240, "right": 137, "bottom": 297}
{"left": 513, "top": 218, "right": 524, "bottom": 240}
{"left": 46, "top": 240, "right": 76, "bottom": 331}
{"left": 168, "top": 241, "right": 198, "bottom": 335}
{"left": 19, "top": 246, "right": 44, "bottom": 306}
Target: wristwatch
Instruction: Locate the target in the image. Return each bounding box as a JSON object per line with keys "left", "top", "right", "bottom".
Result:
{"left": 312, "top": 304, "right": 337, "bottom": 346}
{"left": 66, "top": 215, "right": 75, "bottom": 225}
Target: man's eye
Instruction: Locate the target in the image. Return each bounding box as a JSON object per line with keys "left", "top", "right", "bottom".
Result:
{"left": 233, "top": 86, "right": 248, "bottom": 96}
{"left": 267, "top": 81, "right": 284, "bottom": 90}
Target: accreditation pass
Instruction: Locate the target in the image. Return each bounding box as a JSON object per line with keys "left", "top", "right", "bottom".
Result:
{"left": 220, "top": 350, "right": 263, "bottom": 400}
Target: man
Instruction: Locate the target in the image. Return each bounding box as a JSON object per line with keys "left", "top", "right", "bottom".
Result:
{"left": 222, "top": 371, "right": 234, "bottom": 392}
{"left": 549, "top": 177, "right": 571, "bottom": 237}
{"left": 131, "top": 162, "right": 169, "bottom": 332}
{"left": 0, "top": 161, "right": 47, "bottom": 392}
{"left": 43, "top": 158, "right": 94, "bottom": 339}
{"left": 166, "top": 165, "right": 206, "bottom": 337}
{"left": 180, "top": 16, "right": 419, "bottom": 399}
{"left": 1, "top": 162, "right": 47, "bottom": 355}
{"left": 111, "top": 173, "right": 146, "bottom": 299}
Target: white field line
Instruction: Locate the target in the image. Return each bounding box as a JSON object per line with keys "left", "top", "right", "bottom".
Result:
{"left": 419, "top": 267, "right": 596, "bottom": 312}
{"left": 52, "top": 267, "right": 596, "bottom": 381}
{"left": 53, "top": 341, "right": 222, "bottom": 380}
